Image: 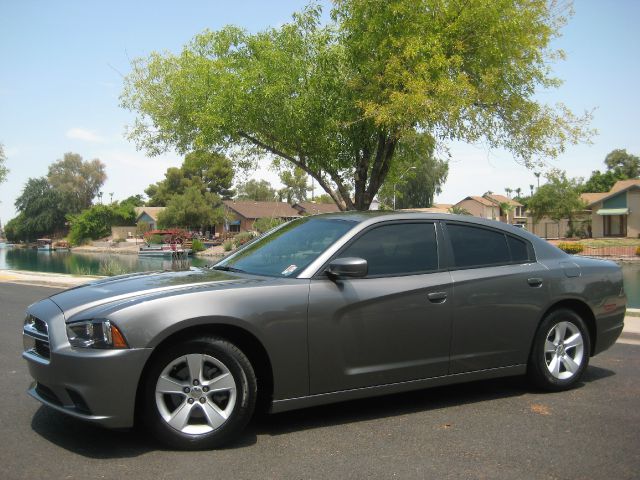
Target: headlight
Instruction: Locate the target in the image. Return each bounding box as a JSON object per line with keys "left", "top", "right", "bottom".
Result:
{"left": 66, "top": 319, "right": 128, "bottom": 349}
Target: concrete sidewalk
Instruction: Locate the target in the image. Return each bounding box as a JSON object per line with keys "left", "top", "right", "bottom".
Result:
{"left": 0, "top": 269, "right": 101, "bottom": 288}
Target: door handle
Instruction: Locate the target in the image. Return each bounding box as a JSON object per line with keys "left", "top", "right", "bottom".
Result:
{"left": 427, "top": 292, "right": 448, "bottom": 303}
{"left": 527, "top": 278, "right": 543, "bottom": 287}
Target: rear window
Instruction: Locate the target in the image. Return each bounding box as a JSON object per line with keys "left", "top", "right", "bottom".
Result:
{"left": 507, "top": 235, "right": 530, "bottom": 263}
{"left": 447, "top": 224, "right": 510, "bottom": 268}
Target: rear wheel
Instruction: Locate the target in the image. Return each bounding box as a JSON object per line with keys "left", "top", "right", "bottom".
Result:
{"left": 143, "top": 336, "right": 257, "bottom": 449}
{"left": 528, "top": 309, "right": 590, "bottom": 391}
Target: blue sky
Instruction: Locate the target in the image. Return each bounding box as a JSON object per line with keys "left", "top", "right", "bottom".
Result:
{"left": 1, "top": 0, "right": 639, "bottom": 223}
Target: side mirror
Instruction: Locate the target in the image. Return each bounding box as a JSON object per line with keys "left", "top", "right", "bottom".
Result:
{"left": 326, "top": 257, "right": 368, "bottom": 278}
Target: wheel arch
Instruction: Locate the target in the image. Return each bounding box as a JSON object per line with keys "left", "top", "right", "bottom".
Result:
{"left": 537, "top": 298, "right": 597, "bottom": 356}
{"left": 134, "top": 322, "right": 275, "bottom": 423}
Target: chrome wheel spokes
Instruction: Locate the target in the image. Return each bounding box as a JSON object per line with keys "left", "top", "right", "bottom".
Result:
{"left": 544, "top": 321, "right": 584, "bottom": 380}
{"left": 155, "top": 353, "right": 237, "bottom": 435}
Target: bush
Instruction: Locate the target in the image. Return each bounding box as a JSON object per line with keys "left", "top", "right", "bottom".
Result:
{"left": 558, "top": 242, "right": 584, "bottom": 254}
{"left": 223, "top": 239, "right": 234, "bottom": 252}
{"left": 147, "top": 234, "right": 163, "bottom": 245}
{"left": 253, "top": 217, "right": 285, "bottom": 233}
{"left": 67, "top": 203, "right": 136, "bottom": 246}
{"left": 191, "top": 238, "right": 206, "bottom": 253}
{"left": 234, "top": 231, "right": 255, "bottom": 246}
{"left": 98, "top": 259, "right": 129, "bottom": 276}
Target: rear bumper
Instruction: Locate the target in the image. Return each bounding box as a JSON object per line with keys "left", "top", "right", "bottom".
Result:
{"left": 22, "top": 298, "right": 152, "bottom": 429}
{"left": 593, "top": 310, "right": 625, "bottom": 356}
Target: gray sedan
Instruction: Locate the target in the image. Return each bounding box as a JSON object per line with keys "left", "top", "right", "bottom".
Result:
{"left": 22, "top": 213, "right": 626, "bottom": 449}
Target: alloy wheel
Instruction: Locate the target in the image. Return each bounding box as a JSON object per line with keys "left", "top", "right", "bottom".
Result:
{"left": 544, "top": 321, "right": 585, "bottom": 380}
{"left": 155, "top": 353, "right": 237, "bottom": 435}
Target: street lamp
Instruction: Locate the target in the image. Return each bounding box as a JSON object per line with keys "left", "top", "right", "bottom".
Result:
{"left": 393, "top": 166, "right": 416, "bottom": 210}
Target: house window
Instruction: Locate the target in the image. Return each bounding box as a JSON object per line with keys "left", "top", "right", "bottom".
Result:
{"left": 604, "top": 215, "right": 627, "bottom": 237}
{"left": 229, "top": 224, "right": 241, "bottom": 233}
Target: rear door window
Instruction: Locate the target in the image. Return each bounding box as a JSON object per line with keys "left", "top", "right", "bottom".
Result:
{"left": 446, "top": 224, "right": 510, "bottom": 268}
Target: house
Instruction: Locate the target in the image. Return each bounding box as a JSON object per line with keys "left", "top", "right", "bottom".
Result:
{"left": 402, "top": 203, "right": 453, "bottom": 214}
{"left": 292, "top": 201, "right": 341, "bottom": 215}
{"left": 222, "top": 200, "right": 301, "bottom": 233}
{"left": 134, "top": 207, "right": 165, "bottom": 231}
{"left": 454, "top": 194, "right": 525, "bottom": 224}
{"left": 581, "top": 179, "right": 640, "bottom": 237}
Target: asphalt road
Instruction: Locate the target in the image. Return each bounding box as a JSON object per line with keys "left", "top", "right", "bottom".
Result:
{"left": 1, "top": 282, "right": 639, "bottom": 480}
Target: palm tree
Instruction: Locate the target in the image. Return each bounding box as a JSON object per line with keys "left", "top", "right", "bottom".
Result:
{"left": 505, "top": 187, "right": 512, "bottom": 198}
{"left": 499, "top": 201, "right": 514, "bottom": 223}
{"left": 514, "top": 187, "right": 522, "bottom": 198}
{"left": 529, "top": 184, "right": 535, "bottom": 196}
{"left": 534, "top": 172, "right": 541, "bottom": 189}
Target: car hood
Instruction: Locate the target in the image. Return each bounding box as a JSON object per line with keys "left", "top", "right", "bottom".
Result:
{"left": 48, "top": 268, "right": 260, "bottom": 320}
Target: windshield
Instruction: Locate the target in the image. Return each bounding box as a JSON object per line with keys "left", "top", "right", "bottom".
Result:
{"left": 213, "top": 217, "right": 356, "bottom": 277}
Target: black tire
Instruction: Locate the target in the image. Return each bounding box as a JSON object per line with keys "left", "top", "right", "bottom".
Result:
{"left": 142, "top": 336, "right": 257, "bottom": 450}
{"left": 528, "top": 309, "right": 590, "bottom": 391}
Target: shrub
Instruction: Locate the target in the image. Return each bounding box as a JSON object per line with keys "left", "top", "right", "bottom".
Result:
{"left": 98, "top": 259, "right": 129, "bottom": 276}
{"left": 191, "top": 238, "right": 206, "bottom": 253}
{"left": 234, "top": 231, "right": 255, "bottom": 246}
{"left": 147, "top": 234, "right": 163, "bottom": 245}
{"left": 223, "top": 239, "right": 234, "bottom": 252}
{"left": 253, "top": 217, "right": 285, "bottom": 233}
{"left": 558, "top": 242, "right": 584, "bottom": 254}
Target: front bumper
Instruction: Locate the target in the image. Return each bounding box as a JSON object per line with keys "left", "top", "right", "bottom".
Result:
{"left": 23, "top": 299, "right": 152, "bottom": 429}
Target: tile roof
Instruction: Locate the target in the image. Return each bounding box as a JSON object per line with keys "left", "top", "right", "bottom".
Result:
{"left": 580, "top": 192, "right": 608, "bottom": 205}
{"left": 293, "top": 202, "right": 341, "bottom": 215}
{"left": 223, "top": 200, "right": 301, "bottom": 219}
{"left": 483, "top": 193, "right": 523, "bottom": 207}
{"left": 465, "top": 196, "right": 496, "bottom": 207}
{"left": 134, "top": 206, "right": 165, "bottom": 222}
{"left": 610, "top": 179, "right": 640, "bottom": 193}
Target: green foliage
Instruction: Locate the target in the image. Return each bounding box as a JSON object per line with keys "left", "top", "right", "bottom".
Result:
{"left": 253, "top": 217, "right": 285, "bottom": 233}
{"left": 378, "top": 133, "right": 448, "bottom": 209}
{"left": 136, "top": 220, "right": 151, "bottom": 236}
{"left": 223, "top": 239, "right": 234, "bottom": 252}
{"left": 604, "top": 149, "right": 640, "bottom": 179}
{"left": 557, "top": 242, "right": 584, "bottom": 254}
{"left": 121, "top": 194, "right": 145, "bottom": 207}
{"left": 581, "top": 149, "right": 640, "bottom": 193}
{"left": 67, "top": 202, "right": 136, "bottom": 245}
{"left": 47, "top": 152, "right": 107, "bottom": 214}
{"left": 98, "top": 258, "right": 129, "bottom": 276}
{"left": 235, "top": 179, "right": 276, "bottom": 202}
{"left": 122, "top": 0, "right": 591, "bottom": 211}
{"left": 191, "top": 238, "right": 206, "bottom": 253}
{"left": 157, "top": 186, "right": 224, "bottom": 229}
{"left": 147, "top": 234, "right": 163, "bottom": 245}
{"left": 233, "top": 231, "right": 254, "bottom": 246}
{"left": 527, "top": 170, "right": 586, "bottom": 223}
{"left": 0, "top": 143, "right": 8, "bottom": 185}
{"left": 448, "top": 205, "right": 471, "bottom": 215}
{"left": 10, "top": 177, "right": 67, "bottom": 241}
{"left": 146, "top": 151, "right": 234, "bottom": 206}
{"left": 278, "top": 167, "right": 310, "bottom": 203}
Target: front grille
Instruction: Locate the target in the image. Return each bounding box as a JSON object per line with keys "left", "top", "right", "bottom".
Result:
{"left": 24, "top": 315, "right": 51, "bottom": 360}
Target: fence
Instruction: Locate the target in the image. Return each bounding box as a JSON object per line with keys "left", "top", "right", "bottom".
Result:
{"left": 578, "top": 246, "right": 638, "bottom": 258}
{"left": 526, "top": 219, "right": 591, "bottom": 240}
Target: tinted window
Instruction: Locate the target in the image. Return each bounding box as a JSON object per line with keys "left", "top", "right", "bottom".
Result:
{"left": 447, "top": 224, "right": 510, "bottom": 268}
{"left": 340, "top": 223, "right": 438, "bottom": 276}
{"left": 216, "top": 217, "right": 355, "bottom": 277}
{"left": 507, "top": 235, "right": 529, "bottom": 263}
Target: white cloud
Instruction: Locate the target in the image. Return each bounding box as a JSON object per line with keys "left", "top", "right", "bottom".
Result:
{"left": 66, "top": 128, "right": 105, "bottom": 143}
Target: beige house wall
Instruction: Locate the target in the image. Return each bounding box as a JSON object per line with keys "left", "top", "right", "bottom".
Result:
{"left": 111, "top": 226, "right": 136, "bottom": 240}
{"left": 456, "top": 199, "right": 498, "bottom": 219}
{"left": 590, "top": 201, "right": 604, "bottom": 238}
{"left": 628, "top": 190, "right": 640, "bottom": 238}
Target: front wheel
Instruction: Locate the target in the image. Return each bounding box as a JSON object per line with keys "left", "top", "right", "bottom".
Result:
{"left": 142, "top": 336, "right": 257, "bottom": 450}
{"left": 528, "top": 309, "right": 590, "bottom": 391}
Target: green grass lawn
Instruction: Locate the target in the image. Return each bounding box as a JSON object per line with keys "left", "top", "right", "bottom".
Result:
{"left": 576, "top": 238, "right": 640, "bottom": 248}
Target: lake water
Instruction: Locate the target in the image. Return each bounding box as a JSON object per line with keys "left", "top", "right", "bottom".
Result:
{"left": 0, "top": 243, "right": 638, "bottom": 307}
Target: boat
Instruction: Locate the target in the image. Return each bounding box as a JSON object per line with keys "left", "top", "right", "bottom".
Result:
{"left": 37, "top": 238, "right": 53, "bottom": 251}
{"left": 53, "top": 240, "right": 71, "bottom": 251}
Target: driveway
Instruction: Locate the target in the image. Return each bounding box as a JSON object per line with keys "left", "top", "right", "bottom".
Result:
{"left": 1, "top": 282, "right": 638, "bottom": 480}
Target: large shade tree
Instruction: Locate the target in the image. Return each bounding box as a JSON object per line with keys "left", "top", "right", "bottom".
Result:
{"left": 0, "top": 143, "right": 8, "bottom": 185}
{"left": 122, "top": 0, "right": 591, "bottom": 211}
{"left": 47, "top": 152, "right": 107, "bottom": 213}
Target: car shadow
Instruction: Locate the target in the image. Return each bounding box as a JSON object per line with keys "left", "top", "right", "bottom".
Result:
{"left": 31, "top": 366, "right": 615, "bottom": 458}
